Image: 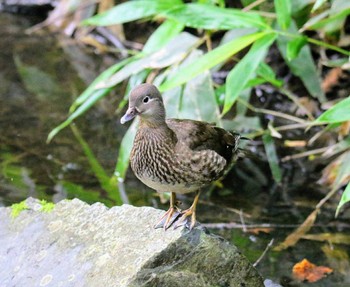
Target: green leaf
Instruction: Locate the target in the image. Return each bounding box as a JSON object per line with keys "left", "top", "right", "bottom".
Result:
{"left": 70, "top": 57, "right": 135, "bottom": 113}
{"left": 82, "top": 0, "right": 182, "bottom": 26}
{"left": 115, "top": 120, "right": 138, "bottom": 181}
{"left": 47, "top": 57, "right": 136, "bottom": 143}
{"left": 256, "top": 62, "right": 283, "bottom": 87}
{"left": 286, "top": 35, "right": 307, "bottom": 61}
{"left": 162, "top": 3, "right": 268, "bottom": 30}
{"left": 71, "top": 125, "right": 123, "bottom": 205}
{"left": 336, "top": 182, "right": 350, "bottom": 217}
{"left": 223, "top": 32, "right": 277, "bottom": 115}
{"left": 274, "top": 0, "right": 292, "bottom": 30}
{"left": 263, "top": 133, "right": 282, "bottom": 183}
{"left": 160, "top": 31, "right": 267, "bottom": 92}
{"left": 314, "top": 96, "right": 350, "bottom": 123}
{"left": 164, "top": 50, "right": 221, "bottom": 124}
{"left": 312, "top": 0, "right": 327, "bottom": 12}
{"left": 101, "top": 32, "right": 199, "bottom": 89}
{"left": 143, "top": 19, "right": 185, "bottom": 54}
{"left": 276, "top": 21, "right": 325, "bottom": 102}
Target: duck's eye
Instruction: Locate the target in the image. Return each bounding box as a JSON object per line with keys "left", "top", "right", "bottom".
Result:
{"left": 143, "top": 96, "right": 150, "bottom": 103}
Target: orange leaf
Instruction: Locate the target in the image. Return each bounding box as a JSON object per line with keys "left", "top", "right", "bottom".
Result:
{"left": 293, "top": 259, "right": 333, "bottom": 283}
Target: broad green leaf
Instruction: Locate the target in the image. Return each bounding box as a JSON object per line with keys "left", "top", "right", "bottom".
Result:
{"left": 276, "top": 21, "right": 325, "bottom": 102}
{"left": 115, "top": 120, "right": 138, "bottom": 181}
{"left": 162, "top": 3, "right": 268, "bottom": 30}
{"left": 70, "top": 56, "right": 136, "bottom": 112}
{"left": 287, "top": 35, "right": 307, "bottom": 61}
{"left": 71, "top": 125, "right": 123, "bottom": 205}
{"left": 82, "top": 0, "right": 182, "bottom": 26}
{"left": 100, "top": 32, "right": 199, "bottom": 88}
{"left": 143, "top": 19, "right": 185, "bottom": 54}
{"left": 315, "top": 96, "right": 350, "bottom": 123}
{"left": 312, "top": 0, "right": 327, "bottom": 12}
{"left": 263, "top": 133, "right": 282, "bottom": 183}
{"left": 166, "top": 50, "right": 221, "bottom": 124}
{"left": 223, "top": 32, "right": 276, "bottom": 115}
{"left": 303, "top": 0, "right": 350, "bottom": 31}
{"left": 160, "top": 32, "right": 267, "bottom": 92}
{"left": 336, "top": 182, "right": 350, "bottom": 217}
{"left": 274, "top": 0, "right": 292, "bottom": 30}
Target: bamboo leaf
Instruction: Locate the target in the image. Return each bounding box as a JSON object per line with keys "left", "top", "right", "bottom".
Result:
{"left": 71, "top": 125, "right": 123, "bottom": 205}
{"left": 101, "top": 32, "right": 199, "bottom": 89}
{"left": 162, "top": 3, "right": 268, "bottom": 30}
{"left": 276, "top": 21, "right": 325, "bottom": 102}
{"left": 160, "top": 32, "right": 267, "bottom": 92}
{"left": 336, "top": 183, "right": 350, "bottom": 217}
{"left": 143, "top": 19, "right": 185, "bottom": 54}
{"left": 274, "top": 0, "right": 292, "bottom": 30}
{"left": 223, "top": 32, "right": 276, "bottom": 114}
{"left": 312, "top": 0, "right": 327, "bottom": 12}
{"left": 82, "top": 0, "right": 182, "bottom": 26}
{"left": 114, "top": 120, "right": 138, "bottom": 181}
{"left": 286, "top": 35, "right": 307, "bottom": 61}
{"left": 47, "top": 88, "right": 112, "bottom": 143}
{"left": 314, "top": 96, "right": 350, "bottom": 123}
{"left": 263, "top": 133, "right": 282, "bottom": 183}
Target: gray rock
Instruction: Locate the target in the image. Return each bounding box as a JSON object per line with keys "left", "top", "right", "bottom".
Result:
{"left": 0, "top": 198, "right": 264, "bottom": 287}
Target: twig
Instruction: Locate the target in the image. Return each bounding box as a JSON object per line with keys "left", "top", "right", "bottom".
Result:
{"left": 96, "top": 27, "right": 128, "bottom": 58}
{"left": 242, "top": 0, "right": 266, "bottom": 11}
{"left": 201, "top": 222, "right": 350, "bottom": 229}
{"left": 253, "top": 239, "right": 274, "bottom": 267}
{"left": 281, "top": 146, "right": 329, "bottom": 162}
{"left": 238, "top": 98, "right": 307, "bottom": 123}
{"left": 239, "top": 209, "right": 247, "bottom": 232}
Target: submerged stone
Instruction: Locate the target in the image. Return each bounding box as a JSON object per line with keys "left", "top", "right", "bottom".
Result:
{"left": 0, "top": 198, "right": 264, "bottom": 286}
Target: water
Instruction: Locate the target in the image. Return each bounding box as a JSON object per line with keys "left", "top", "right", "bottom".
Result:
{"left": 1, "top": 12, "right": 349, "bottom": 286}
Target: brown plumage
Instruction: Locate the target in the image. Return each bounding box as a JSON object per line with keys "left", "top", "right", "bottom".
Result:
{"left": 121, "top": 83, "right": 241, "bottom": 230}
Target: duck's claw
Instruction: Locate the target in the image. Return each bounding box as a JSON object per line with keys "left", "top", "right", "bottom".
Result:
{"left": 173, "top": 208, "right": 197, "bottom": 230}
{"left": 154, "top": 207, "right": 181, "bottom": 230}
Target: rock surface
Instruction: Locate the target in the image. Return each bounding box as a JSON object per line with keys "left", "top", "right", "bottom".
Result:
{"left": 0, "top": 198, "right": 264, "bottom": 287}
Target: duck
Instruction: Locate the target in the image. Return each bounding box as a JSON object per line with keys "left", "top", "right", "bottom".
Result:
{"left": 120, "top": 83, "right": 242, "bottom": 230}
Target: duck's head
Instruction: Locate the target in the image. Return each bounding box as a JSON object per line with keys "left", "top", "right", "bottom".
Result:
{"left": 120, "top": 83, "right": 166, "bottom": 125}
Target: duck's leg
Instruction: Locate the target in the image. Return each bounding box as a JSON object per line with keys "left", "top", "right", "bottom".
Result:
{"left": 154, "top": 192, "right": 181, "bottom": 230}
{"left": 174, "top": 190, "right": 201, "bottom": 230}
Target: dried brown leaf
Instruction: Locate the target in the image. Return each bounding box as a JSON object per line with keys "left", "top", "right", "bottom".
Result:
{"left": 293, "top": 258, "right": 333, "bottom": 283}
{"left": 321, "top": 67, "right": 343, "bottom": 93}
{"left": 274, "top": 209, "right": 318, "bottom": 251}
{"left": 301, "top": 233, "right": 350, "bottom": 245}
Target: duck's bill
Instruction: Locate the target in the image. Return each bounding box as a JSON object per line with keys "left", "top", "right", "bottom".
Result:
{"left": 120, "top": 107, "right": 138, "bottom": 124}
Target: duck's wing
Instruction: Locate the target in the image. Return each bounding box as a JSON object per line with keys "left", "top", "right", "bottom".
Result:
{"left": 166, "top": 118, "right": 240, "bottom": 161}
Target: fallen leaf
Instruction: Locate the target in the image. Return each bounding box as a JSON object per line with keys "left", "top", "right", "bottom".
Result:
{"left": 339, "top": 121, "right": 350, "bottom": 138}
{"left": 301, "top": 233, "right": 350, "bottom": 245}
{"left": 248, "top": 227, "right": 273, "bottom": 235}
{"left": 274, "top": 209, "right": 318, "bottom": 251}
{"left": 293, "top": 258, "right": 333, "bottom": 283}
{"left": 284, "top": 140, "right": 307, "bottom": 147}
{"left": 321, "top": 67, "right": 343, "bottom": 93}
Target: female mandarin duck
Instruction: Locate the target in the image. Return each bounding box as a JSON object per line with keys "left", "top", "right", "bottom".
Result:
{"left": 121, "top": 83, "right": 242, "bottom": 230}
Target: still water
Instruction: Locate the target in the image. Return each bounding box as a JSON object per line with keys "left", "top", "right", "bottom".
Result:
{"left": 0, "top": 12, "right": 349, "bottom": 287}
